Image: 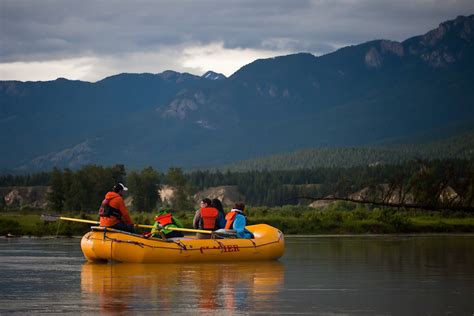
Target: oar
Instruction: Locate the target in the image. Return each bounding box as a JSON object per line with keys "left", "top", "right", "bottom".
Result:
{"left": 40, "top": 214, "right": 213, "bottom": 234}
{"left": 166, "top": 227, "right": 213, "bottom": 234}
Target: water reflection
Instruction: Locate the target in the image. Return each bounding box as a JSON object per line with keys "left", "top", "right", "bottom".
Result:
{"left": 2, "top": 237, "right": 474, "bottom": 315}
{"left": 283, "top": 236, "right": 474, "bottom": 315}
{"left": 81, "top": 261, "right": 284, "bottom": 313}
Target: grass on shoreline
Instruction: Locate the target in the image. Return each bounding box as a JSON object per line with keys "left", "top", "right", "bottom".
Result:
{"left": 1, "top": 202, "right": 474, "bottom": 237}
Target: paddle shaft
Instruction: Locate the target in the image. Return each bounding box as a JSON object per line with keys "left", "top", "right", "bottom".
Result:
{"left": 47, "top": 216, "right": 213, "bottom": 234}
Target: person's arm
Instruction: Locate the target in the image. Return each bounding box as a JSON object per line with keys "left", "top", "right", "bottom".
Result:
{"left": 151, "top": 221, "right": 160, "bottom": 233}
{"left": 233, "top": 214, "right": 253, "bottom": 238}
{"left": 118, "top": 198, "right": 133, "bottom": 224}
{"left": 217, "top": 212, "right": 226, "bottom": 229}
{"left": 173, "top": 217, "right": 184, "bottom": 228}
{"left": 232, "top": 214, "right": 246, "bottom": 233}
{"left": 192, "top": 209, "right": 201, "bottom": 229}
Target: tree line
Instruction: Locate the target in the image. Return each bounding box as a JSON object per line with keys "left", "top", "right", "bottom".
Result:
{"left": 1, "top": 159, "right": 473, "bottom": 212}
{"left": 190, "top": 159, "right": 474, "bottom": 209}
{"left": 43, "top": 165, "right": 196, "bottom": 213}
{"left": 0, "top": 172, "right": 50, "bottom": 187}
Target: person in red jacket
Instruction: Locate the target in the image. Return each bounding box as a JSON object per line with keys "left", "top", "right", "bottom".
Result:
{"left": 99, "top": 183, "right": 135, "bottom": 233}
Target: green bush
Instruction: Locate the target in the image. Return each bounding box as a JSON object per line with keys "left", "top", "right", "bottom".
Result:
{"left": 0, "top": 218, "right": 22, "bottom": 235}
{"left": 2, "top": 205, "right": 474, "bottom": 236}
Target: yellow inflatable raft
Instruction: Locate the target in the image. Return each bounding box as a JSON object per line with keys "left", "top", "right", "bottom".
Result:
{"left": 81, "top": 224, "right": 284, "bottom": 263}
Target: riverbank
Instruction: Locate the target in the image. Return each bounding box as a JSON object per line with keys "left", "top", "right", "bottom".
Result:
{"left": 1, "top": 202, "right": 474, "bottom": 236}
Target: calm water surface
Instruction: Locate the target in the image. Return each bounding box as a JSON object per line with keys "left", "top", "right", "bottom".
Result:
{"left": 0, "top": 235, "right": 473, "bottom": 315}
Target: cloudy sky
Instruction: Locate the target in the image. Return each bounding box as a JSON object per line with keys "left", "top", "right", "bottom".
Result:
{"left": 1, "top": 0, "right": 473, "bottom": 82}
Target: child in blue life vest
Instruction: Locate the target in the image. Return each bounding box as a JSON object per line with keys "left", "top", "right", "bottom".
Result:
{"left": 224, "top": 202, "right": 254, "bottom": 239}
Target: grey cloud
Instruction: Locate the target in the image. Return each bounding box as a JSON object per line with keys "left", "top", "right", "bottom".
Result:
{"left": 1, "top": 0, "right": 473, "bottom": 62}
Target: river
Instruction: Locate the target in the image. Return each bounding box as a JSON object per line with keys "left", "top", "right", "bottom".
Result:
{"left": 0, "top": 235, "right": 473, "bottom": 315}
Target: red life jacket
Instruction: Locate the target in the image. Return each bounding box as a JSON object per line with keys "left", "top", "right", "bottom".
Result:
{"left": 155, "top": 213, "right": 173, "bottom": 226}
{"left": 225, "top": 211, "right": 237, "bottom": 229}
{"left": 200, "top": 207, "right": 219, "bottom": 230}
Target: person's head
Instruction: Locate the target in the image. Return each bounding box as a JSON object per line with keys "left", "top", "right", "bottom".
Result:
{"left": 200, "top": 198, "right": 212, "bottom": 208}
{"left": 234, "top": 202, "right": 245, "bottom": 212}
{"left": 113, "top": 182, "right": 128, "bottom": 196}
{"left": 158, "top": 207, "right": 173, "bottom": 214}
{"left": 155, "top": 207, "right": 171, "bottom": 220}
{"left": 211, "top": 198, "right": 224, "bottom": 212}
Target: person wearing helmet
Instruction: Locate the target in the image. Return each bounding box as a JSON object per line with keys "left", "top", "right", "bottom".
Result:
{"left": 99, "top": 182, "right": 135, "bottom": 233}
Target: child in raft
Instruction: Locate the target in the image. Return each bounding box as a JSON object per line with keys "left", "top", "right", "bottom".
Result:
{"left": 223, "top": 202, "right": 254, "bottom": 239}
{"left": 149, "top": 208, "right": 184, "bottom": 239}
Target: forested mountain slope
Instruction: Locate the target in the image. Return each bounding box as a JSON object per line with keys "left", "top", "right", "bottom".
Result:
{"left": 221, "top": 131, "right": 474, "bottom": 171}
{"left": 1, "top": 15, "right": 473, "bottom": 172}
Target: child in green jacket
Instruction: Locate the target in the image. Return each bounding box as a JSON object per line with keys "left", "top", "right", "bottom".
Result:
{"left": 151, "top": 209, "right": 184, "bottom": 239}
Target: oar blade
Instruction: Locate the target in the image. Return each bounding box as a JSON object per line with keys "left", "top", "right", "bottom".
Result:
{"left": 40, "top": 214, "right": 61, "bottom": 222}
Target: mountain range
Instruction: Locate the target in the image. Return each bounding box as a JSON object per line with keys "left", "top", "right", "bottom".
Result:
{"left": 1, "top": 14, "right": 473, "bottom": 172}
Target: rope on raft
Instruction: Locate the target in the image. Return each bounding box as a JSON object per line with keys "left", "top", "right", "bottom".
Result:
{"left": 87, "top": 228, "right": 281, "bottom": 253}
{"left": 94, "top": 233, "right": 281, "bottom": 252}
{"left": 102, "top": 234, "right": 189, "bottom": 251}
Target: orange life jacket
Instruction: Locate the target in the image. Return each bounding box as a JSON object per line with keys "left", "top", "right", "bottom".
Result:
{"left": 155, "top": 213, "right": 173, "bottom": 226}
{"left": 225, "top": 211, "right": 237, "bottom": 229}
{"left": 200, "top": 207, "right": 218, "bottom": 229}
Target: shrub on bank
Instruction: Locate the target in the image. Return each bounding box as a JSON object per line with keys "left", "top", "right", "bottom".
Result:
{"left": 1, "top": 204, "right": 474, "bottom": 236}
{"left": 247, "top": 202, "right": 474, "bottom": 235}
{"left": 0, "top": 218, "right": 22, "bottom": 236}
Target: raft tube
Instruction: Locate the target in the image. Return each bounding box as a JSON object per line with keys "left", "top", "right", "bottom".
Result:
{"left": 81, "top": 224, "right": 285, "bottom": 263}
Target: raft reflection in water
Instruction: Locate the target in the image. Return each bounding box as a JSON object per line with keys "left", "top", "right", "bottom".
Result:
{"left": 81, "top": 261, "right": 284, "bottom": 313}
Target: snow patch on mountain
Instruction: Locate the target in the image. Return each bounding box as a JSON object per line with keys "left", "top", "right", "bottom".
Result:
{"left": 202, "top": 71, "right": 227, "bottom": 80}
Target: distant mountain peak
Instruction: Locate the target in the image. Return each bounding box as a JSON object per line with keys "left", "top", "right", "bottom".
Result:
{"left": 401, "top": 14, "right": 474, "bottom": 67}
{"left": 158, "top": 70, "right": 200, "bottom": 83}
{"left": 201, "top": 71, "right": 226, "bottom": 80}
{"left": 361, "top": 15, "right": 474, "bottom": 69}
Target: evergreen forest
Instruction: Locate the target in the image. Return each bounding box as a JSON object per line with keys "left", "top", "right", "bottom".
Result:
{"left": 1, "top": 158, "right": 473, "bottom": 212}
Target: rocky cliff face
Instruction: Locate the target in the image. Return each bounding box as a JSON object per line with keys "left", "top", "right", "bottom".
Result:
{"left": 363, "top": 15, "right": 474, "bottom": 68}
{"left": 0, "top": 185, "right": 245, "bottom": 210}
{"left": 194, "top": 186, "right": 245, "bottom": 207}
{"left": 0, "top": 186, "right": 50, "bottom": 209}
{"left": 158, "top": 185, "right": 245, "bottom": 207}
{"left": 407, "top": 14, "right": 474, "bottom": 67}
